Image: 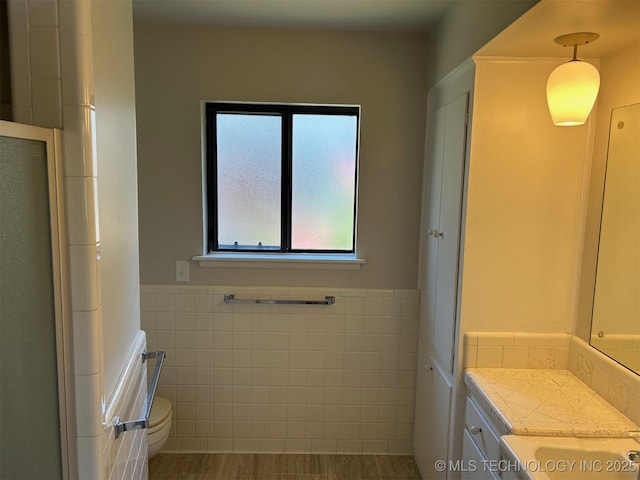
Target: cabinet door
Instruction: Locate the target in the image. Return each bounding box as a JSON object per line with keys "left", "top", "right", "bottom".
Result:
{"left": 419, "top": 106, "right": 445, "bottom": 346}
{"left": 414, "top": 338, "right": 452, "bottom": 479}
{"left": 433, "top": 92, "right": 469, "bottom": 374}
{"left": 462, "top": 430, "right": 499, "bottom": 480}
{"left": 419, "top": 92, "right": 470, "bottom": 374}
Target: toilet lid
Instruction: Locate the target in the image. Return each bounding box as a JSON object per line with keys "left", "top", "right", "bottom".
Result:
{"left": 149, "top": 396, "right": 172, "bottom": 427}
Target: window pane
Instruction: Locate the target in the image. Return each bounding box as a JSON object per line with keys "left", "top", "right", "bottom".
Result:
{"left": 217, "top": 113, "right": 281, "bottom": 249}
{"left": 291, "top": 114, "right": 357, "bottom": 251}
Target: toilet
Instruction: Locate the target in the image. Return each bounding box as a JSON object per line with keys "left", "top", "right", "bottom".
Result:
{"left": 147, "top": 396, "right": 172, "bottom": 458}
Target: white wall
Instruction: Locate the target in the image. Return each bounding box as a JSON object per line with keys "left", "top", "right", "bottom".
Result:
{"left": 92, "top": 0, "right": 142, "bottom": 402}
{"left": 92, "top": 2, "right": 146, "bottom": 477}
{"left": 460, "top": 58, "right": 592, "bottom": 333}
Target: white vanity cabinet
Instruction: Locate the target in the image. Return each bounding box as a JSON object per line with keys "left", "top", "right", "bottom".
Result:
{"left": 462, "top": 395, "right": 502, "bottom": 480}
{"left": 462, "top": 431, "right": 493, "bottom": 480}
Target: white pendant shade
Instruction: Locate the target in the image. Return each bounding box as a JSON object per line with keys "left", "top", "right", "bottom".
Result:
{"left": 546, "top": 60, "right": 600, "bottom": 126}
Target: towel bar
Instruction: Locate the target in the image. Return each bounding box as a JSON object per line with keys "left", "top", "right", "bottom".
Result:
{"left": 223, "top": 294, "right": 335, "bottom": 305}
{"left": 113, "top": 350, "right": 166, "bottom": 439}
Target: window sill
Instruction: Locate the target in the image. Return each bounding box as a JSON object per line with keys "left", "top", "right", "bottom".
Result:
{"left": 192, "top": 253, "right": 365, "bottom": 270}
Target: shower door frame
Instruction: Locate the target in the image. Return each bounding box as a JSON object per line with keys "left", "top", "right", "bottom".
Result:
{"left": 0, "top": 120, "right": 78, "bottom": 479}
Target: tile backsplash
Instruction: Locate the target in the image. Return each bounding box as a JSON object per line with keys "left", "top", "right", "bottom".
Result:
{"left": 590, "top": 334, "right": 640, "bottom": 373}
{"left": 463, "top": 332, "right": 571, "bottom": 370}
{"left": 141, "top": 285, "right": 419, "bottom": 455}
{"left": 569, "top": 336, "right": 640, "bottom": 426}
{"left": 464, "top": 332, "right": 640, "bottom": 426}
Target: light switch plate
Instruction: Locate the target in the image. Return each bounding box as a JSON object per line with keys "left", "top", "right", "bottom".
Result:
{"left": 176, "top": 261, "right": 190, "bottom": 282}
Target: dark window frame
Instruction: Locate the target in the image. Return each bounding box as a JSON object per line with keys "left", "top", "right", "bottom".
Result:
{"left": 205, "top": 102, "right": 360, "bottom": 254}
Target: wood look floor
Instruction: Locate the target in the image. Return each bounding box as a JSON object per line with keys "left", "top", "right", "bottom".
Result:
{"left": 149, "top": 453, "right": 421, "bottom": 480}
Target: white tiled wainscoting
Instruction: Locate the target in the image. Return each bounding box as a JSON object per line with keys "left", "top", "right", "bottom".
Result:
{"left": 140, "top": 285, "right": 420, "bottom": 454}
{"left": 103, "top": 332, "right": 149, "bottom": 480}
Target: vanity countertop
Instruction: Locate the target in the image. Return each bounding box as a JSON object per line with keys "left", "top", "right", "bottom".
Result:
{"left": 464, "top": 368, "right": 639, "bottom": 437}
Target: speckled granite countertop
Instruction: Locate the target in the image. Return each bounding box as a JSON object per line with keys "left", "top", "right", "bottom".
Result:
{"left": 464, "top": 368, "right": 639, "bottom": 437}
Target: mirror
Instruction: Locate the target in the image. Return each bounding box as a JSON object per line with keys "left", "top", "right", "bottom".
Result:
{"left": 590, "top": 102, "right": 640, "bottom": 374}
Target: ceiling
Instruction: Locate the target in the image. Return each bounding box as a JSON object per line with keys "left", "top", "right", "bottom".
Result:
{"left": 476, "top": 0, "right": 640, "bottom": 59}
{"left": 132, "top": 0, "right": 452, "bottom": 31}
{"left": 132, "top": 0, "right": 639, "bottom": 56}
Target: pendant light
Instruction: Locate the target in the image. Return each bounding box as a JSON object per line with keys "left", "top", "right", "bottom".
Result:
{"left": 546, "top": 32, "right": 600, "bottom": 126}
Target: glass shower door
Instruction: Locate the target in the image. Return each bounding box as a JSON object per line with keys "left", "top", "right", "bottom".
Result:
{"left": 0, "top": 121, "right": 70, "bottom": 479}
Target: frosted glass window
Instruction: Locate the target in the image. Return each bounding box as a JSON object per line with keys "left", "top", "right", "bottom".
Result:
{"left": 216, "top": 113, "right": 281, "bottom": 249}
{"left": 292, "top": 114, "right": 357, "bottom": 250}
{"left": 207, "top": 103, "right": 359, "bottom": 253}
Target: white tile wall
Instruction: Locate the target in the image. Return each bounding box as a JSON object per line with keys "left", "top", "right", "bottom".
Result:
{"left": 141, "top": 284, "right": 419, "bottom": 455}
{"left": 463, "top": 332, "right": 640, "bottom": 426}
{"left": 569, "top": 336, "right": 640, "bottom": 426}
{"left": 7, "top": 0, "right": 33, "bottom": 124}
{"left": 103, "top": 332, "right": 149, "bottom": 480}
{"left": 7, "top": 0, "right": 63, "bottom": 128}
{"left": 57, "top": 3, "right": 109, "bottom": 474}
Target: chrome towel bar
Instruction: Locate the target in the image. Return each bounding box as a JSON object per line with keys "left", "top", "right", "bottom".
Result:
{"left": 113, "top": 350, "right": 166, "bottom": 439}
{"left": 224, "top": 294, "right": 335, "bottom": 305}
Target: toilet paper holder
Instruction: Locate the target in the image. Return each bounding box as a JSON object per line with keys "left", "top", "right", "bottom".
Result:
{"left": 113, "top": 350, "right": 166, "bottom": 439}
